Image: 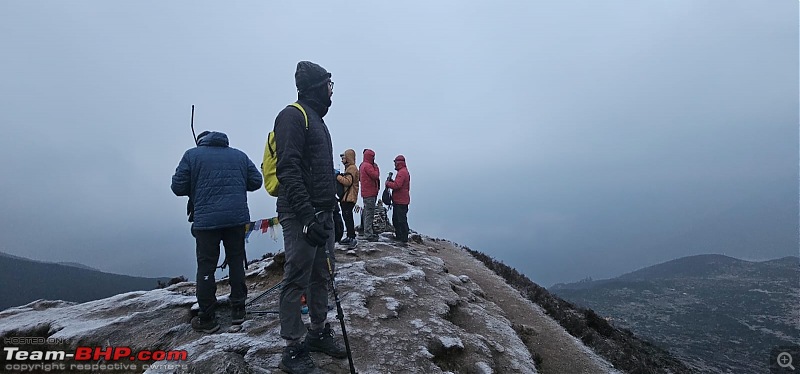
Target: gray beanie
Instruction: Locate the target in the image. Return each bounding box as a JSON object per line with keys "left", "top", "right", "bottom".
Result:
{"left": 295, "top": 61, "right": 331, "bottom": 92}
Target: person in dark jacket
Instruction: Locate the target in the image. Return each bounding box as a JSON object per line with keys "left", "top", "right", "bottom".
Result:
{"left": 274, "top": 61, "right": 347, "bottom": 372}
{"left": 171, "top": 131, "right": 262, "bottom": 333}
{"left": 359, "top": 149, "right": 380, "bottom": 241}
{"left": 386, "top": 155, "right": 411, "bottom": 245}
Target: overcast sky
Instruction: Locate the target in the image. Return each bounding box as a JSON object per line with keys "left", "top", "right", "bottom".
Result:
{"left": 0, "top": 1, "right": 797, "bottom": 288}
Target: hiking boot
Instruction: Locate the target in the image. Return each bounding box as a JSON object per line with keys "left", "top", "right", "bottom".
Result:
{"left": 339, "top": 237, "right": 352, "bottom": 246}
{"left": 191, "top": 315, "right": 220, "bottom": 334}
{"left": 231, "top": 305, "right": 246, "bottom": 325}
{"left": 346, "top": 237, "right": 358, "bottom": 249}
{"left": 304, "top": 323, "right": 347, "bottom": 358}
{"left": 279, "top": 344, "right": 317, "bottom": 373}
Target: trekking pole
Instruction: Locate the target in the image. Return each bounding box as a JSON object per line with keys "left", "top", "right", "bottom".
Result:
{"left": 325, "top": 247, "right": 357, "bottom": 373}
{"left": 245, "top": 281, "right": 284, "bottom": 308}
{"left": 186, "top": 105, "right": 198, "bottom": 222}
{"left": 190, "top": 105, "right": 198, "bottom": 145}
{"left": 247, "top": 310, "right": 280, "bottom": 315}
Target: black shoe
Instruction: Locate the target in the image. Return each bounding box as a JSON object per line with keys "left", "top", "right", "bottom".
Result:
{"left": 279, "top": 344, "right": 317, "bottom": 373}
{"left": 191, "top": 315, "right": 220, "bottom": 333}
{"left": 231, "top": 305, "right": 246, "bottom": 325}
{"left": 347, "top": 237, "right": 358, "bottom": 249}
{"left": 304, "top": 323, "right": 347, "bottom": 359}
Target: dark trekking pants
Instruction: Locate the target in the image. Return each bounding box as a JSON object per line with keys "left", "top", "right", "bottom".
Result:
{"left": 392, "top": 204, "right": 409, "bottom": 242}
{"left": 341, "top": 201, "right": 356, "bottom": 238}
{"left": 278, "top": 211, "right": 334, "bottom": 341}
{"left": 192, "top": 225, "right": 248, "bottom": 317}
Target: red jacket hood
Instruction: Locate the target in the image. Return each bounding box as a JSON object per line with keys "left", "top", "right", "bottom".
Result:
{"left": 363, "top": 149, "right": 375, "bottom": 163}
{"left": 393, "top": 154, "right": 406, "bottom": 170}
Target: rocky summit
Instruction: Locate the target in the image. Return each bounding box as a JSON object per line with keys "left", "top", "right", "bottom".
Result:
{"left": 0, "top": 233, "right": 688, "bottom": 373}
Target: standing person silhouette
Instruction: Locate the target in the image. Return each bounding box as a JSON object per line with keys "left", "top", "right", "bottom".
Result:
{"left": 171, "top": 130, "right": 262, "bottom": 333}
{"left": 359, "top": 149, "right": 380, "bottom": 242}
{"left": 386, "top": 155, "right": 411, "bottom": 245}
{"left": 273, "top": 61, "right": 347, "bottom": 372}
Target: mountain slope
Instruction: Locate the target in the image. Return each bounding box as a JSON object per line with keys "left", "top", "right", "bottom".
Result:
{"left": 0, "top": 235, "right": 690, "bottom": 373}
{"left": 550, "top": 254, "right": 800, "bottom": 373}
{"left": 0, "top": 252, "right": 170, "bottom": 310}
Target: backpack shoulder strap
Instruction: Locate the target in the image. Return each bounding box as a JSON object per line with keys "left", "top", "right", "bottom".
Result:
{"left": 288, "top": 102, "right": 309, "bottom": 129}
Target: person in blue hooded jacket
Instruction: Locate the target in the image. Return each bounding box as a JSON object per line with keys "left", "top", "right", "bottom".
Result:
{"left": 171, "top": 131, "right": 262, "bottom": 333}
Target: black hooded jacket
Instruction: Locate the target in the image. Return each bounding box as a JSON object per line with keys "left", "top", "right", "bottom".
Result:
{"left": 274, "top": 94, "right": 337, "bottom": 222}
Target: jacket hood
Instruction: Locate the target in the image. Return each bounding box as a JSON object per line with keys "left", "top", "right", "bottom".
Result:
{"left": 394, "top": 154, "right": 406, "bottom": 170}
{"left": 342, "top": 149, "right": 356, "bottom": 166}
{"left": 363, "top": 149, "right": 375, "bottom": 163}
{"left": 198, "top": 131, "right": 229, "bottom": 147}
{"left": 295, "top": 62, "right": 332, "bottom": 118}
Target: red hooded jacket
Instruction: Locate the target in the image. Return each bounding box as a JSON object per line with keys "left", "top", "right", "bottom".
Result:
{"left": 386, "top": 155, "right": 410, "bottom": 205}
{"left": 359, "top": 149, "right": 381, "bottom": 198}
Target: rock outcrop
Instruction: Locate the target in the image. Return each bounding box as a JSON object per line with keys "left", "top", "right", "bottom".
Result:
{"left": 0, "top": 234, "right": 686, "bottom": 373}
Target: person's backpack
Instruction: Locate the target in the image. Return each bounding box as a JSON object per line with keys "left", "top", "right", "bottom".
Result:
{"left": 262, "top": 103, "right": 308, "bottom": 196}
{"left": 382, "top": 188, "right": 392, "bottom": 206}
{"left": 336, "top": 179, "right": 345, "bottom": 201}
{"left": 336, "top": 173, "right": 354, "bottom": 202}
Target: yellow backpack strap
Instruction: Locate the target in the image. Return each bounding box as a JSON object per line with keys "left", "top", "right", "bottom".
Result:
{"left": 289, "top": 102, "right": 309, "bottom": 129}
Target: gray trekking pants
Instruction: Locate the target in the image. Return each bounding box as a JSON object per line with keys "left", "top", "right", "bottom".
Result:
{"left": 363, "top": 196, "right": 377, "bottom": 237}
{"left": 278, "top": 211, "right": 334, "bottom": 341}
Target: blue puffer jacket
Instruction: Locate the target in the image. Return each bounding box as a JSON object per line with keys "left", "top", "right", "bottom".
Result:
{"left": 171, "top": 131, "right": 262, "bottom": 230}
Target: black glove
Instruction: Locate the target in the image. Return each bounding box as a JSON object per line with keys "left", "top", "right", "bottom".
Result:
{"left": 302, "top": 217, "right": 330, "bottom": 247}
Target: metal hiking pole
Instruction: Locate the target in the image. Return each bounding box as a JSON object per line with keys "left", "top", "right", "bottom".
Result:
{"left": 246, "top": 280, "right": 284, "bottom": 308}
{"left": 325, "top": 246, "right": 357, "bottom": 373}
{"left": 187, "top": 105, "right": 197, "bottom": 222}
{"left": 190, "top": 105, "right": 197, "bottom": 145}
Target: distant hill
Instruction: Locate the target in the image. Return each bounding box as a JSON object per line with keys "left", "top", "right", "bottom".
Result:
{"left": 0, "top": 251, "right": 100, "bottom": 271}
{"left": 56, "top": 261, "right": 101, "bottom": 271}
{"left": 551, "top": 254, "right": 800, "bottom": 373}
{"left": 0, "top": 252, "right": 171, "bottom": 311}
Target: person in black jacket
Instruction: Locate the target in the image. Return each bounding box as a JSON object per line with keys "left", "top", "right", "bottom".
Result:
{"left": 171, "top": 131, "right": 262, "bottom": 333}
{"left": 274, "top": 61, "right": 347, "bottom": 373}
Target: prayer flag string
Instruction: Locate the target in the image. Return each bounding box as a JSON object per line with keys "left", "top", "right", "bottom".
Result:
{"left": 244, "top": 217, "right": 281, "bottom": 243}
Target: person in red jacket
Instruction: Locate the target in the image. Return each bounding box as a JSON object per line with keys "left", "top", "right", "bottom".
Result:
{"left": 386, "top": 155, "right": 410, "bottom": 245}
{"left": 359, "top": 149, "right": 381, "bottom": 241}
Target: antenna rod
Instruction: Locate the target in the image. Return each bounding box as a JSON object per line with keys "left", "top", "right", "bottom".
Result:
{"left": 191, "top": 105, "right": 197, "bottom": 145}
